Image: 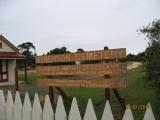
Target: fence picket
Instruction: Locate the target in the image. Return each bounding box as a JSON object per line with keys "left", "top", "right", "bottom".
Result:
{"left": 13, "top": 91, "right": 22, "bottom": 120}
{"left": 6, "top": 91, "right": 14, "bottom": 120}
{"left": 23, "top": 93, "right": 32, "bottom": 120}
{"left": 122, "top": 104, "right": 134, "bottom": 120}
{"left": 101, "top": 101, "right": 114, "bottom": 120}
{"left": 84, "top": 99, "right": 97, "bottom": 120}
{"left": 0, "top": 90, "right": 5, "bottom": 120}
{"left": 68, "top": 97, "right": 81, "bottom": 120}
{"left": 55, "top": 96, "right": 67, "bottom": 120}
{"left": 32, "top": 93, "right": 42, "bottom": 120}
{"left": 43, "top": 95, "right": 54, "bottom": 120}
{"left": 143, "top": 103, "right": 155, "bottom": 120}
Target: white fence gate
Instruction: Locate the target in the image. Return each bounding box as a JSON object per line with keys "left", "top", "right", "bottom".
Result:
{"left": 0, "top": 90, "right": 155, "bottom": 120}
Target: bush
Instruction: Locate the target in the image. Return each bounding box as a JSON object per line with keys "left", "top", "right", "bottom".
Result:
{"left": 140, "top": 19, "right": 160, "bottom": 91}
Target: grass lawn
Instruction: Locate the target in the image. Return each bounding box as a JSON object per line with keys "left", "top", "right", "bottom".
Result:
{"left": 0, "top": 66, "right": 160, "bottom": 120}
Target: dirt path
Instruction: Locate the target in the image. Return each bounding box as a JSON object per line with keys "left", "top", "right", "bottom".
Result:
{"left": 127, "top": 62, "right": 141, "bottom": 70}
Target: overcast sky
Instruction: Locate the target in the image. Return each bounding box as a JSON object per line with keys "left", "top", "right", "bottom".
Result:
{"left": 0, "top": 0, "right": 160, "bottom": 55}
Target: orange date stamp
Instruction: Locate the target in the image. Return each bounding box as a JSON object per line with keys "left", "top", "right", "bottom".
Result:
{"left": 130, "top": 104, "right": 147, "bottom": 110}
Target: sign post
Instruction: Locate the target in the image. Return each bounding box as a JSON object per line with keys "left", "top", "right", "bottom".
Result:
{"left": 104, "top": 75, "right": 111, "bottom": 101}
{"left": 49, "top": 86, "right": 54, "bottom": 107}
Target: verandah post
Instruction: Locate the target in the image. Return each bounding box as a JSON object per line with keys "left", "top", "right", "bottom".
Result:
{"left": 15, "top": 65, "right": 19, "bottom": 91}
{"left": 24, "top": 61, "right": 27, "bottom": 83}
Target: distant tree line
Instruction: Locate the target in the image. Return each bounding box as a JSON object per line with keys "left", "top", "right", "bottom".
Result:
{"left": 126, "top": 52, "right": 145, "bottom": 62}
{"left": 17, "top": 42, "right": 148, "bottom": 68}
{"left": 47, "top": 47, "right": 70, "bottom": 55}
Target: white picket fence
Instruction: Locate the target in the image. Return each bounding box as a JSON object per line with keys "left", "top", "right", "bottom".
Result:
{"left": 0, "top": 90, "right": 155, "bottom": 120}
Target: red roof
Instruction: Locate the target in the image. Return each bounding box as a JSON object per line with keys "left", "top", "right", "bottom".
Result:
{"left": 0, "top": 52, "right": 24, "bottom": 59}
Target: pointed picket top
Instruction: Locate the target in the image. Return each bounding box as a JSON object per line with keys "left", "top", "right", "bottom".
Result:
{"left": 69, "top": 97, "right": 81, "bottom": 120}
{"left": 6, "top": 91, "right": 14, "bottom": 120}
{"left": 32, "top": 93, "right": 42, "bottom": 120}
{"left": 23, "top": 93, "right": 32, "bottom": 110}
{"left": 143, "top": 103, "right": 155, "bottom": 120}
{"left": 14, "top": 91, "right": 22, "bottom": 108}
{"left": 6, "top": 91, "right": 14, "bottom": 106}
{"left": 0, "top": 90, "right": 5, "bottom": 120}
{"left": 55, "top": 96, "right": 67, "bottom": 120}
{"left": 101, "top": 100, "right": 114, "bottom": 120}
{"left": 33, "top": 93, "right": 42, "bottom": 112}
{"left": 0, "top": 90, "right": 5, "bottom": 104}
{"left": 23, "top": 93, "right": 32, "bottom": 120}
{"left": 122, "top": 104, "right": 134, "bottom": 120}
{"left": 84, "top": 99, "right": 97, "bottom": 120}
{"left": 43, "top": 95, "right": 54, "bottom": 120}
{"left": 13, "top": 91, "right": 22, "bottom": 120}
{"left": 0, "top": 90, "right": 5, "bottom": 106}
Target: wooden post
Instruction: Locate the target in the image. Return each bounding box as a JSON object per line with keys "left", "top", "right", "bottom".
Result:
{"left": 15, "top": 66, "right": 19, "bottom": 91}
{"left": 49, "top": 86, "right": 54, "bottom": 106}
{"left": 112, "top": 88, "right": 126, "bottom": 110}
{"left": 105, "top": 88, "right": 110, "bottom": 101}
{"left": 105, "top": 75, "right": 111, "bottom": 101}
{"left": 24, "top": 61, "right": 27, "bottom": 82}
{"left": 55, "top": 87, "right": 72, "bottom": 100}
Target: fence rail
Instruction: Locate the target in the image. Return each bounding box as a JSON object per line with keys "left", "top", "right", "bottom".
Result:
{"left": 0, "top": 90, "right": 155, "bottom": 120}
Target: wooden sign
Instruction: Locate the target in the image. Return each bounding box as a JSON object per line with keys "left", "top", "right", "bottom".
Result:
{"left": 36, "top": 48, "right": 127, "bottom": 88}
{"left": 37, "top": 63, "right": 126, "bottom": 76}
{"left": 36, "top": 48, "right": 126, "bottom": 63}
{"left": 37, "top": 79, "right": 126, "bottom": 88}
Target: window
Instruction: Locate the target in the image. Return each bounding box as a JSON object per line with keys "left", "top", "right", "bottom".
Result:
{"left": 0, "top": 42, "right": 2, "bottom": 48}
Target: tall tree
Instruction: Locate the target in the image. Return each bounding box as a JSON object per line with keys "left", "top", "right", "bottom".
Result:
{"left": 17, "top": 42, "right": 36, "bottom": 67}
{"left": 139, "top": 19, "right": 160, "bottom": 91}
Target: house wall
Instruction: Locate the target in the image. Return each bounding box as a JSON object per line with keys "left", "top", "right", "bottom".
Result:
{"left": 0, "top": 39, "right": 15, "bottom": 52}
{"left": 8, "top": 59, "right": 16, "bottom": 82}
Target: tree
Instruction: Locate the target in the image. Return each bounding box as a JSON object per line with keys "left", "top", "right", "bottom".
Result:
{"left": 104, "top": 46, "right": 109, "bottom": 50}
{"left": 126, "top": 52, "right": 145, "bottom": 62}
{"left": 139, "top": 19, "right": 160, "bottom": 91}
{"left": 47, "top": 47, "right": 70, "bottom": 55}
{"left": 126, "top": 53, "right": 136, "bottom": 61}
{"left": 136, "top": 52, "right": 145, "bottom": 61}
{"left": 77, "top": 48, "right": 85, "bottom": 53}
{"left": 17, "top": 42, "right": 36, "bottom": 67}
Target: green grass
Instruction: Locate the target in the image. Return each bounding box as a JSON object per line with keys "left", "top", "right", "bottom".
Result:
{"left": 19, "top": 71, "right": 37, "bottom": 84}
{"left": 0, "top": 67, "right": 160, "bottom": 120}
